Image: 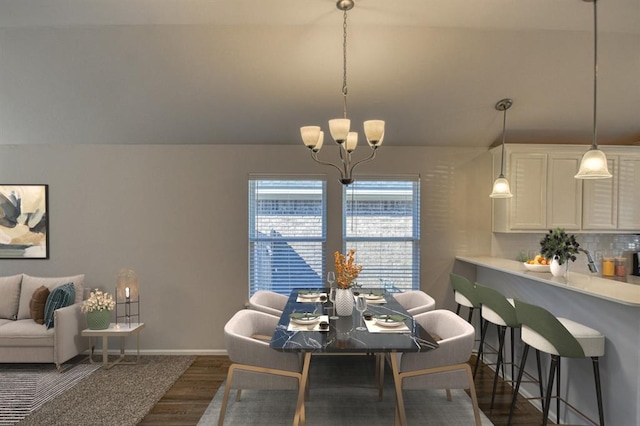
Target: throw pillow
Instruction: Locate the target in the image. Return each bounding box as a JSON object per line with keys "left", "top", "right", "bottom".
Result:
{"left": 29, "top": 285, "right": 50, "bottom": 325}
{"left": 43, "top": 283, "right": 76, "bottom": 329}
{"left": 0, "top": 274, "right": 23, "bottom": 319}
{"left": 17, "top": 274, "right": 85, "bottom": 320}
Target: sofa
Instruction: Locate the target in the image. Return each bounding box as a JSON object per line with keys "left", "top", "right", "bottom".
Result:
{"left": 0, "top": 274, "right": 89, "bottom": 370}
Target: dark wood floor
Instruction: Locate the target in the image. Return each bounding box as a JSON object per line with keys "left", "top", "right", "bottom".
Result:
{"left": 139, "top": 354, "right": 552, "bottom": 425}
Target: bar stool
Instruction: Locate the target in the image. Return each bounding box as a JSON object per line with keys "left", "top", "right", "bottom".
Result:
{"left": 449, "top": 273, "right": 480, "bottom": 324}
{"left": 508, "top": 299, "right": 605, "bottom": 426}
{"left": 474, "top": 283, "right": 543, "bottom": 409}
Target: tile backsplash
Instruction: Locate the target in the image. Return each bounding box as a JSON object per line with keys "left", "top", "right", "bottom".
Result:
{"left": 492, "top": 233, "right": 640, "bottom": 275}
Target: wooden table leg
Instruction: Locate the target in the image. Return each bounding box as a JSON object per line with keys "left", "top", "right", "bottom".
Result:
{"left": 293, "top": 352, "right": 311, "bottom": 426}
{"left": 390, "top": 352, "right": 407, "bottom": 426}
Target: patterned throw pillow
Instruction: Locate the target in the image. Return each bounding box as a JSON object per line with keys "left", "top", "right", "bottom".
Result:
{"left": 29, "top": 285, "right": 51, "bottom": 325}
{"left": 43, "top": 283, "right": 76, "bottom": 329}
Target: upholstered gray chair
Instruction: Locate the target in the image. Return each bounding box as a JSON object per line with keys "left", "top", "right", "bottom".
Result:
{"left": 248, "top": 290, "right": 288, "bottom": 317}
{"left": 219, "top": 309, "right": 304, "bottom": 426}
{"left": 393, "top": 290, "right": 436, "bottom": 316}
{"left": 390, "top": 309, "right": 482, "bottom": 426}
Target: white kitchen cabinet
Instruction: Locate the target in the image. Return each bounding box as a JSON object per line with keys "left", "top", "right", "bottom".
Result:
{"left": 618, "top": 156, "right": 640, "bottom": 229}
{"left": 492, "top": 146, "right": 582, "bottom": 232}
{"left": 492, "top": 144, "right": 639, "bottom": 233}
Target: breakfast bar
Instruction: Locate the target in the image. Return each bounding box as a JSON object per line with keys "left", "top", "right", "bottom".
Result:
{"left": 455, "top": 256, "right": 640, "bottom": 426}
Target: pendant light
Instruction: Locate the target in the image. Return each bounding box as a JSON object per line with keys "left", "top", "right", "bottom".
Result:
{"left": 575, "top": 0, "right": 612, "bottom": 179}
{"left": 490, "top": 98, "right": 514, "bottom": 198}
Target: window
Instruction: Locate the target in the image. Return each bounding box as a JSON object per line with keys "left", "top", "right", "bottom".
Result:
{"left": 343, "top": 178, "right": 420, "bottom": 292}
{"left": 249, "top": 178, "right": 326, "bottom": 296}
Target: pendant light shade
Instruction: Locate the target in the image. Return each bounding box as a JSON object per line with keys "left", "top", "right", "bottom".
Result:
{"left": 575, "top": 0, "right": 612, "bottom": 179}
{"left": 574, "top": 148, "right": 611, "bottom": 179}
{"left": 490, "top": 98, "right": 514, "bottom": 198}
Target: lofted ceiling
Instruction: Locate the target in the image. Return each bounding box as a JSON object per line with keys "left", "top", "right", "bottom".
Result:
{"left": 0, "top": 0, "right": 638, "bottom": 148}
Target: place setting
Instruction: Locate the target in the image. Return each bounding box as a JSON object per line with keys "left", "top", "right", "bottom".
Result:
{"left": 287, "top": 312, "right": 330, "bottom": 331}
{"left": 296, "top": 290, "right": 328, "bottom": 303}
{"left": 363, "top": 313, "right": 411, "bottom": 333}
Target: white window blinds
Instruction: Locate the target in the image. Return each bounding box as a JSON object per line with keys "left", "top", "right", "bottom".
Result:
{"left": 249, "top": 179, "right": 326, "bottom": 296}
{"left": 343, "top": 178, "right": 420, "bottom": 292}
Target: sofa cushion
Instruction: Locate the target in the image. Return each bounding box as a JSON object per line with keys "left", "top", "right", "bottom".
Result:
{"left": 0, "top": 274, "right": 23, "bottom": 320}
{"left": 29, "top": 285, "right": 50, "bottom": 325}
{"left": 17, "top": 274, "right": 85, "bottom": 320}
{"left": 0, "top": 319, "right": 54, "bottom": 347}
{"left": 43, "top": 283, "right": 75, "bottom": 329}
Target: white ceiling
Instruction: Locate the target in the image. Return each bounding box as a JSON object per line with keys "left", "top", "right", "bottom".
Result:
{"left": 0, "top": 0, "right": 638, "bottom": 148}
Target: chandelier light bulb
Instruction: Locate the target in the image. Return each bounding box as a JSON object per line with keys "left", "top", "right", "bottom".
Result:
{"left": 345, "top": 132, "right": 358, "bottom": 152}
{"left": 364, "top": 120, "right": 385, "bottom": 147}
{"left": 329, "top": 119, "right": 351, "bottom": 143}
{"left": 301, "top": 126, "right": 321, "bottom": 150}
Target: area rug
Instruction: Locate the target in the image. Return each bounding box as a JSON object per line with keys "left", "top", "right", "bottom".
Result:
{"left": 198, "top": 355, "right": 493, "bottom": 425}
{"left": 9, "top": 355, "right": 194, "bottom": 426}
{"left": 0, "top": 362, "right": 100, "bottom": 426}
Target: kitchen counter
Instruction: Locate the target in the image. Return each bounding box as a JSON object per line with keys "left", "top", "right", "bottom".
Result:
{"left": 456, "top": 255, "right": 640, "bottom": 307}
{"left": 455, "top": 255, "right": 640, "bottom": 426}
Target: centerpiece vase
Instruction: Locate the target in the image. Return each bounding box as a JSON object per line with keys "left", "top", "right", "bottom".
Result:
{"left": 550, "top": 256, "right": 568, "bottom": 278}
{"left": 334, "top": 288, "right": 354, "bottom": 316}
{"left": 86, "top": 310, "right": 111, "bottom": 330}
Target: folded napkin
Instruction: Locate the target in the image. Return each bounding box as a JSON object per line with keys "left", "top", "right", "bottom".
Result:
{"left": 287, "top": 315, "right": 329, "bottom": 332}
{"left": 365, "top": 315, "right": 410, "bottom": 333}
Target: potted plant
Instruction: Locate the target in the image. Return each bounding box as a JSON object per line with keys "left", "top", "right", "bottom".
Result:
{"left": 539, "top": 228, "right": 580, "bottom": 277}
{"left": 81, "top": 289, "right": 116, "bottom": 329}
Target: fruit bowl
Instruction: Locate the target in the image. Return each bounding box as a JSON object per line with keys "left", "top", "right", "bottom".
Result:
{"left": 523, "top": 262, "right": 550, "bottom": 272}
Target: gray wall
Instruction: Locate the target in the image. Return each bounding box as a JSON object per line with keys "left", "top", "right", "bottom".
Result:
{"left": 0, "top": 144, "right": 492, "bottom": 352}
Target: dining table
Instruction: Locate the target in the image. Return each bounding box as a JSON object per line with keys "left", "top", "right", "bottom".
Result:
{"left": 270, "top": 288, "right": 439, "bottom": 426}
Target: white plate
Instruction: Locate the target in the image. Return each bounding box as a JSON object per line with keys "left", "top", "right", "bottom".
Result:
{"left": 364, "top": 293, "right": 384, "bottom": 301}
{"left": 523, "top": 262, "right": 550, "bottom": 272}
{"left": 298, "top": 292, "right": 321, "bottom": 299}
{"left": 374, "top": 317, "right": 404, "bottom": 327}
{"left": 291, "top": 316, "right": 320, "bottom": 325}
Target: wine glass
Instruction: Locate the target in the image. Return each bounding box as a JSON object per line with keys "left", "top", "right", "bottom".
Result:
{"left": 328, "top": 287, "right": 339, "bottom": 320}
{"left": 355, "top": 296, "right": 367, "bottom": 331}
{"left": 327, "top": 271, "right": 336, "bottom": 287}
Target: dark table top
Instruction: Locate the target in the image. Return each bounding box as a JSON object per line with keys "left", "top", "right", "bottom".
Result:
{"left": 270, "top": 289, "right": 439, "bottom": 353}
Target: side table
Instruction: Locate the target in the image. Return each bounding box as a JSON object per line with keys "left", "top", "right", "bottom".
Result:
{"left": 81, "top": 322, "right": 145, "bottom": 369}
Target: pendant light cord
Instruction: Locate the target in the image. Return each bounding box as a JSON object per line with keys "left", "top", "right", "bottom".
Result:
{"left": 591, "top": 0, "right": 598, "bottom": 150}
{"left": 500, "top": 106, "right": 507, "bottom": 177}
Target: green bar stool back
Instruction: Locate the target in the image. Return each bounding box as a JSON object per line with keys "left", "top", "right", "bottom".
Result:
{"left": 474, "top": 283, "right": 543, "bottom": 410}
{"left": 449, "top": 273, "right": 480, "bottom": 323}
{"left": 508, "top": 299, "right": 605, "bottom": 426}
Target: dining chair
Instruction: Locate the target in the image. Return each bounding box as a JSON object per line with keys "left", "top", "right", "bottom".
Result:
{"left": 389, "top": 309, "right": 482, "bottom": 426}
{"left": 393, "top": 290, "right": 436, "bottom": 316}
{"left": 507, "top": 299, "right": 605, "bottom": 426}
{"left": 248, "top": 290, "right": 288, "bottom": 317}
{"left": 219, "top": 309, "right": 305, "bottom": 426}
{"left": 474, "top": 282, "right": 543, "bottom": 409}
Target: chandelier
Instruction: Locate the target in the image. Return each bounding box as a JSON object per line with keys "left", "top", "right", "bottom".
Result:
{"left": 574, "top": 0, "right": 611, "bottom": 179}
{"left": 300, "top": 0, "right": 385, "bottom": 186}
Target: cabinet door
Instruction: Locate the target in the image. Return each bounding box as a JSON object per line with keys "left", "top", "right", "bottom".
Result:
{"left": 618, "top": 156, "right": 640, "bottom": 230}
{"left": 510, "top": 153, "right": 547, "bottom": 229}
{"left": 583, "top": 157, "right": 617, "bottom": 229}
{"left": 547, "top": 154, "right": 582, "bottom": 230}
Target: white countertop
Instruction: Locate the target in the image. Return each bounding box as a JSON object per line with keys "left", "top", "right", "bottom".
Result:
{"left": 456, "top": 256, "right": 640, "bottom": 307}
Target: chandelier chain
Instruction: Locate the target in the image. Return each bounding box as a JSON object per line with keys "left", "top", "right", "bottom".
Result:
{"left": 342, "top": 9, "right": 349, "bottom": 119}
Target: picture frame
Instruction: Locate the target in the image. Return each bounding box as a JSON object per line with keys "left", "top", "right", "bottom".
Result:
{"left": 0, "top": 185, "right": 49, "bottom": 259}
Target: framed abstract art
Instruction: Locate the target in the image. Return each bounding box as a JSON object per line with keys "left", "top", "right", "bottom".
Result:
{"left": 0, "top": 185, "right": 49, "bottom": 259}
